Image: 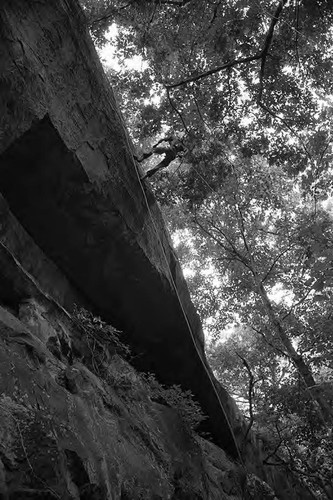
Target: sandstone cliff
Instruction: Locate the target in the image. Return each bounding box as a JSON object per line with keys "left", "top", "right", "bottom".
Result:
{"left": 0, "top": 1, "right": 311, "bottom": 498}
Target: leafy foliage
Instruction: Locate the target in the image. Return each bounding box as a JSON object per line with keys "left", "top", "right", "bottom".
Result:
{"left": 140, "top": 372, "right": 207, "bottom": 430}
{"left": 72, "top": 305, "right": 130, "bottom": 363}
{"left": 81, "top": 0, "right": 333, "bottom": 180}
{"left": 78, "top": 0, "right": 333, "bottom": 495}
{"left": 208, "top": 328, "right": 333, "bottom": 498}
{"left": 72, "top": 307, "right": 206, "bottom": 432}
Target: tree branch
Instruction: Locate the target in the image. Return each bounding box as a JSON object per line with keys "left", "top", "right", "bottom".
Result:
{"left": 166, "top": 88, "right": 189, "bottom": 133}
{"left": 194, "top": 216, "right": 250, "bottom": 271}
{"left": 89, "top": 1, "right": 134, "bottom": 27}
{"left": 166, "top": 54, "right": 262, "bottom": 89}
{"left": 262, "top": 245, "right": 294, "bottom": 283}
{"left": 257, "top": 101, "right": 313, "bottom": 160}
{"left": 209, "top": 220, "right": 241, "bottom": 256}
{"left": 236, "top": 352, "right": 256, "bottom": 441}
{"left": 89, "top": 0, "right": 192, "bottom": 27}
{"left": 258, "top": 0, "right": 288, "bottom": 101}
{"left": 236, "top": 204, "right": 251, "bottom": 254}
{"left": 165, "top": 0, "right": 287, "bottom": 90}
{"left": 157, "top": 0, "right": 193, "bottom": 5}
{"left": 263, "top": 430, "right": 283, "bottom": 465}
{"left": 281, "top": 286, "right": 313, "bottom": 320}
{"left": 250, "top": 325, "right": 289, "bottom": 359}
{"left": 206, "top": 218, "right": 254, "bottom": 272}
{"left": 193, "top": 95, "right": 211, "bottom": 131}
{"left": 235, "top": 203, "right": 259, "bottom": 280}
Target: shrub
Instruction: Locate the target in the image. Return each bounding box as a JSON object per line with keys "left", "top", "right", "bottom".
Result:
{"left": 72, "top": 307, "right": 206, "bottom": 431}
{"left": 71, "top": 306, "right": 130, "bottom": 376}
{"left": 72, "top": 306, "right": 130, "bottom": 354}
{"left": 140, "top": 372, "right": 207, "bottom": 431}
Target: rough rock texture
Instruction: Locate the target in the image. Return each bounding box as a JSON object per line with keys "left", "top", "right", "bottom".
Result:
{"left": 0, "top": 0, "right": 240, "bottom": 459}
{"left": 0, "top": 0, "right": 313, "bottom": 498}
{"left": 0, "top": 297, "right": 247, "bottom": 500}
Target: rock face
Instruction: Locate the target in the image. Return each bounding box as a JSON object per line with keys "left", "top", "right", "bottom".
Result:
{"left": 0, "top": 0, "right": 240, "bottom": 458}
{"left": 0, "top": 297, "right": 246, "bottom": 499}
{"left": 0, "top": 1, "right": 312, "bottom": 499}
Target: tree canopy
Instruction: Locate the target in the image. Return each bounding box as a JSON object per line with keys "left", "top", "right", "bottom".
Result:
{"left": 80, "top": 0, "right": 333, "bottom": 496}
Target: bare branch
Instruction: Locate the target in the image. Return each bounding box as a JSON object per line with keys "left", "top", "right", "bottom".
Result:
{"left": 166, "top": 54, "right": 262, "bottom": 89}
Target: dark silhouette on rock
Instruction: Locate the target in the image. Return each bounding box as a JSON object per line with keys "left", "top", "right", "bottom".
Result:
{"left": 137, "top": 136, "right": 187, "bottom": 179}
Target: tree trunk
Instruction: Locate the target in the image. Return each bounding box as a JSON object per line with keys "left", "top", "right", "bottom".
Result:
{"left": 257, "top": 282, "right": 332, "bottom": 425}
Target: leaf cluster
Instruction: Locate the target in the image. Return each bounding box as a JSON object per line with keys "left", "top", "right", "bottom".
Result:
{"left": 140, "top": 372, "right": 207, "bottom": 431}
{"left": 71, "top": 306, "right": 130, "bottom": 376}
{"left": 72, "top": 307, "right": 206, "bottom": 431}
{"left": 77, "top": 1, "right": 333, "bottom": 494}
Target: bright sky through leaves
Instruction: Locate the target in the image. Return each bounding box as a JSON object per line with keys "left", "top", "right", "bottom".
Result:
{"left": 81, "top": 1, "right": 333, "bottom": 492}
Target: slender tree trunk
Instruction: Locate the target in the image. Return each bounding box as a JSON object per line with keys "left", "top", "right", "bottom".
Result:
{"left": 198, "top": 216, "right": 332, "bottom": 425}
{"left": 257, "top": 281, "right": 332, "bottom": 425}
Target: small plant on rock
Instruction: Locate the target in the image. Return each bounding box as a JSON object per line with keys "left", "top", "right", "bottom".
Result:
{"left": 71, "top": 306, "right": 130, "bottom": 376}
{"left": 140, "top": 372, "right": 207, "bottom": 431}
{"left": 72, "top": 307, "right": 206, "bottom": 432}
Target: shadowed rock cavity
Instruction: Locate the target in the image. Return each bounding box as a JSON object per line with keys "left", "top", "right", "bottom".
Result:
{"left": 0, "top": 114, "right": 239, "bottom": 458}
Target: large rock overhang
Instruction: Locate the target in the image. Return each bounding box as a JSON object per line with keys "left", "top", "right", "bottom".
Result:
{"left": 0, "top": 0, "right": 240, "bottom": 458}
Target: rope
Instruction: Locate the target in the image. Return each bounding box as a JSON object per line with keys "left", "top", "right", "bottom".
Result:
{"left": 124, "top": 133, "right": 245, "bottom": 467}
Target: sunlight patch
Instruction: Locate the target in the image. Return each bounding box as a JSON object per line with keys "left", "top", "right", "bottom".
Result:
{"left": 267, "top": 283, "right": 294, "bottom": 306}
